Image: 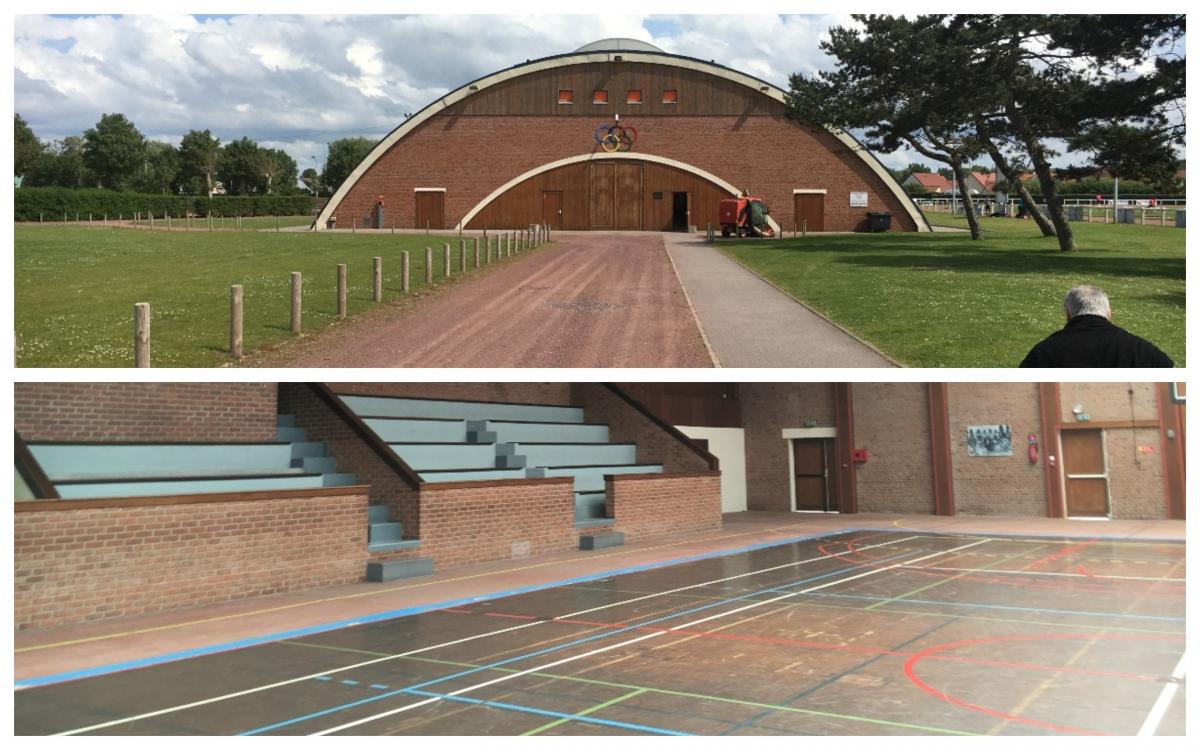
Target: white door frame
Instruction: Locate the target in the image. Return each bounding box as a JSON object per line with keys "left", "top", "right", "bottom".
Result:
{"left": 784, "top": 428, "right": 837, "bottom": 513}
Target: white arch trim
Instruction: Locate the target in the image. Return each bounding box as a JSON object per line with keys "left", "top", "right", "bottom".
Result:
{"left": 314, "top": 51, "right": 929, "bottom": 232}
{"left": 455, "top": 151, "right": 781, "bottom": 236}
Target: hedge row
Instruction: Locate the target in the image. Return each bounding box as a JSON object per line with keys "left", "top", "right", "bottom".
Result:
{"left": 14, "top": 187, "right": 320, "bottom": 222}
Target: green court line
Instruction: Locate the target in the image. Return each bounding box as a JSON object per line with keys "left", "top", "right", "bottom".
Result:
{"left": 285, "top": 642, "right": 976, "bottom": 735}
{"left": 864, "top": 543, "right": 1046, "bottom": 610}
{"left": 521, "top": 688, "right": 648, "bottom": 736}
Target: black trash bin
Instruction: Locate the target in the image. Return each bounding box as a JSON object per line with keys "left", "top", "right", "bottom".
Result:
{"left": 866, "top": 211, "right": 892, "bottom": 232}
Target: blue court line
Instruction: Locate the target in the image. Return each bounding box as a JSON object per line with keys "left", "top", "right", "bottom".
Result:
{"left": 800, "top": 591, "right": 1185, "bottom": 622}
{"left": 238, "top": 547, "right": 930, "bottom": 735}
{"left": 15, "top": 528, "right": 862, "bottom": 689}
{"left": 403, "top": 688, "right": 692, "bottom": 736}
{"left": 852, "top": 527, "right": 1185, "bottom": 545}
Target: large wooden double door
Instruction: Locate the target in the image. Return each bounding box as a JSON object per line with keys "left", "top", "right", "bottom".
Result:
{"left": 590, "top": 162, "right": 643, "bottom": 230}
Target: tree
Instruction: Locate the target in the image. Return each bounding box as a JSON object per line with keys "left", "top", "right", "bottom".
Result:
{"left": 178, "top": 129, "right": 222, "bottom": 196}
{"left": 300, "top": 167, "right": 321, "bottom": 195}
{"left": 1067, "top": 123, "right": 1181, "bottom": 191}
{"left": 82, "top": 113, "right": 146, "bottom": 189}
{"left": 257, "top": 148, "right": 298, "bottom": 194}
{"left": 218, "top": 137, "right": 263, "bottom": 195}
{"left": 132, "top": 141, "right": 180, "bottom": 194}
{"left": 321, "top": 137, "right": 374, "bottom": 194}
{"left": 26, "top": 136, "right": 91, "bottom": 188}
{"left": 14, "top": 114, "right": 43, "bottom": 178}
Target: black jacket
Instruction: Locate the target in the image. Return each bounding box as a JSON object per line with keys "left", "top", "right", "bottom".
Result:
{"left": 1020, "top": 315, "right": 1174, "bottom": 368}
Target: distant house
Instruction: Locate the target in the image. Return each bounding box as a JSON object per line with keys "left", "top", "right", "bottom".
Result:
{"left": 964, "top": 172, "right": 998, "bottom": 195}
{"left": 902, "top": 172, "right": 952, "bottom": 194}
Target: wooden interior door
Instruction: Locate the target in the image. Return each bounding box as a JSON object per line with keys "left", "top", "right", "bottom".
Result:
{"left": 415, "top": 191, "right": 444, "bottom": 230}
{"left": 793, "top": 439, "right": 835, "bottom": 512}
{"left": 590, "top": 163, "right": 615, "bottom": 229}
{"left": 615, "top": 162, "right": 643, "bottom": 229}
{"left": 542, "top": 191, "right": 563, "bottom": 230}
{"left": 1061, "top": 429, "right": 1109, "bottom": 517}
{"left": 794, "top": 193, "right": 825, "bottom": 233}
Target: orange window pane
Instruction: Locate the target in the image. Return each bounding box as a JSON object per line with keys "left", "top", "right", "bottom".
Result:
{"left": 662, "top": 89, "right": 678, "bottom": 104}
{"left": 592, "top": 90, "right": 608, "bottom": 104}
{"left": 558, "top": 89, "right": 573, "bottom": 104}
{"left": 627, "top": 89, "right": 642, "bottom": 104}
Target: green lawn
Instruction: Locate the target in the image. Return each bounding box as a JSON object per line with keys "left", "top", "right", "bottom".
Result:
{"left": 15, "top": 226, "right": 525, "bottom": 367}
{"left": 718, "top": 216, "right": 1184, "bottom": 367}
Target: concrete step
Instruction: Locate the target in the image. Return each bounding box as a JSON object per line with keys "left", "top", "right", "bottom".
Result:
{"left": 474, "top": 420, "right": 610, "bottom": 444}
{"left": 290, "top": 441, "right": 328, "bottom": 459}
{"left": 495, "top": 453, "right": 527, "bottom": 469}
{"left": 367, "top": 505, "right": 391, "bottom": 524}
{"left": 363, "top": 417, "right": 468, "bottom": 443}
{"left": 580, "top": 531, "right": 625, "bottom": 550}
{"left": 54, "top": 473, "right": 327, "bottom": 499}
{"left": 418, "top": 467, "right": 529, "bottom": 483}
{"left": 296, "top": 456, "right": 337, "bottom": 473}
{"left": 367, "top": 556, "right": 434, "bottom": 582}
{"left": 389, "top": 442, "right": 498, "bottom": 471}
{"left": 276, "top": 426, "right": 309, "bottom": 442}
{"left": 466, "top": 430, "right": 498, "bottom": 444}
{"left": 29, "top": 442, "right": 296, "bottom": 480}
{"left": 510, "top": 443, "right": 637, "bottom": 468}
{"left": 322, "top": 472, "right": 357, "bottom": 487}
{"left": 574, "top": 490, "right": 609, "bottom": 521}
{"left": 277, "top": 414, "right": 296, "bottom": 428}
{"left": 544, "top": 464, "right": 664, "bottom": 492}
{"left": 369, "top": 521, "right": 405, "bottom": 544}
{"left": 340, "top": 395, "right": 584, "bottom": 424}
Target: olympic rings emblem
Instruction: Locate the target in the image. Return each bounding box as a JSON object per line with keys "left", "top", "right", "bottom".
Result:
{"left": 594, "top": 123, "right": 638, "bottom": 153}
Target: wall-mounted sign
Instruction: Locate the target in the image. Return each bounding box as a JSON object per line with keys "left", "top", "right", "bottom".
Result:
{"left": 967, "top": 424, "right": 1012, "bottom": 456}
{"left": 849, "top": 191, "right": 868, "bottom": 208}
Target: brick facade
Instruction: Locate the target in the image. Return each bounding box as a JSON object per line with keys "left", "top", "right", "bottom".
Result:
{"left": 569, "top": 383, "right": 711, "bottom": 473}
{"left": 948, "top": 383, "right": 1047, "bottom": 517}
{"left": 14, "top": 490, "right": 368, "bottom": 630}
{"left": 1056, "top": 382, "right": 1159, "bottom": 423}
{"left": 14, "top": 383, "right": 278, "bottom": 443}
{"left": 740, "top": 383, "right": 836, "bottom": 512}
{"left": 853, "top": 383, "right": 935, "bottom": 514}
{"left": 606, "top": 472, "right": 723, "bottom": 542}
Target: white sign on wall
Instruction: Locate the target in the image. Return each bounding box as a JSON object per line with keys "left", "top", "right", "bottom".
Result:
{"left": 849, "top": 191, "right": 868, "bottom": 207}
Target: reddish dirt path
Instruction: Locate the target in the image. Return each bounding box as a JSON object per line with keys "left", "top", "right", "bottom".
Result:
{"left": 261, "top": 232, "right": 713, "bottom": 368}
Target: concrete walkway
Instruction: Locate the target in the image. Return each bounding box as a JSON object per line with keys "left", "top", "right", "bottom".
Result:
{"left": 663, "top": 234, "right": 896, "bottom": 367}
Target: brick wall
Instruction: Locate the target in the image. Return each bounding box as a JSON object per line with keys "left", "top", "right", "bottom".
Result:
{"left": 14, "top": 383, "right": 278, "bottom": 442}
{"left": 741, "top": 383, "right": 836, "bottom": 512}
{"left": 330, "top": 383, "right": 572, "bottom": 405}
{"left": 1057, "top": 382, "right": 1159, "bottom": 423}
{"left": 416, "top": 479, "right": 577, "bottom": 568}
{"left": 948, "top": 383, "right": 1046, "bottom": 516}
{"left": 1103, "top": 427, "right": 1169, "bottom": 520}
{"left": 331, "top": 111, "right": 917, "bottom": 234}
{"left": 853, "top": 383, "right": 935, "bottom": 514}
{"left": 569, "top": 384, "right": 712, "bottom": 473}
{"left": 606, "top": 472, "right": 723, "bottom": 542}
{"left": 278, "top": 383, "right": 421, "bottom": 535}
{"left": 14, "top": 489, "right": 368, "bottom": 630}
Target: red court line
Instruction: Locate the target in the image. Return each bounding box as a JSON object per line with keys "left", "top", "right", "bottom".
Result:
{"left": 1027, "top": 539, "right": 1098, "bottom": 569}
{"left": 440, "top": 609, "right": 1162, "bottom": 683}
{"left": 902, "top": 632, "right": 1183, "bottom": 736}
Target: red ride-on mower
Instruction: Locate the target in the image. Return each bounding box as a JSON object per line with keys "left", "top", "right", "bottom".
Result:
{"left": 719, "top": 195, "right": 775, "bottom": 238}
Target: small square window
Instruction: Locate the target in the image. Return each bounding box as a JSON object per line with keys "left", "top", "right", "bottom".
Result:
{"left": 662, "top": 89, "right": 678, "bottom": 104}
{"left": 558, "top": 89, "right": 573, "bottom": 104}
{"left": 592, "top": 90, "right": 608, "bottom": 104}
{"left": 627, "top": 89, "right": 643, "bottom": 104}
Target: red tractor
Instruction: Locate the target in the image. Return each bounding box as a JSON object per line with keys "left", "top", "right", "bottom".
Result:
{"left": 719, "top": 195, "right": 775, "bottom": 238}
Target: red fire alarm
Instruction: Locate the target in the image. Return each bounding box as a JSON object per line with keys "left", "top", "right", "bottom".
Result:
{"left": 852, "top": 448, "right": 870, "bottom": 463}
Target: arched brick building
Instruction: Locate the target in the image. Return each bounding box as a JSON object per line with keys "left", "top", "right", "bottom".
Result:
{"left": 316, "top": 38, "right": 930, "bottom": 234}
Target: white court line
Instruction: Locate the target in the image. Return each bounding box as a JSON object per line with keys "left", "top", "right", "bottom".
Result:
{"left": 312, "top": 537, "right": 991, "bottom": 735}
{"left": 906, "top": 565, "right": 1186, "bottom": 584}
{"left": 1136, "top": 651, "right": 1186, "bottom": 736}
{"left": 56, "top": 533, "right": 925, "bottom": 735}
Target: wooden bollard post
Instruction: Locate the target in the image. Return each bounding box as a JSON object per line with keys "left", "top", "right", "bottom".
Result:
{"left": 229, "top": 285, "right": 244, "bottom": 360}
{"left": 39, "top": 212, "right": 43, "bottom": 223}
{"left": 208, "top": 214, "right": 213, "bottom": 232}
{"left": 290, "top": 272, "right": 302, "bottom": 333}
{"left": 391, "top": 220, "right": 395, "bottom": 235}
{"left": 509, "top": 232, "right": 514, "bottom": 257}
{"left": 459, "top": 239, "right": 467, "bottom": 273}
{"left": 373, "top": 256, "right": 383, "bottom": 302}
{"left": 88, "top": 213, "right": 93, "bottom": 225}
{"left": 352, "top": 218, "right": 357, "bottom": 234}
{"left": 133, "top": 302, "right": 151, "bottom": 367}
{"left": 150, "top": 213, "right": 155, "bottom": 230}
{"left": 443, "top": 243, "right": 451, "bottom": 277}
{"left": 187, "top": 214, "right": 191, "bottom": 231}
{"left": 336, "top": 263, "right": 347, "bottom": 318}
{"left": 401, "top": 251, "right": 411, "bottom": 292}
{"left": 425, "top": 247, "right": 433, "bottom": 284}
{"left": 473, "top": 237, "right": 480, "bottom": 268}
{"left": 103, "top": 213, "right": 107, "bottom": 225}
{"left": 802, "top": 218, "right": 808, "bottom": 238}
{"left": 486, "top": 236, "right": 493, "bottom": 264}
{"left": 275, "top": 215, "right": 280, "bottom": 232}
{"left": 706, "top": 223, "right": 714, "bottom": 243}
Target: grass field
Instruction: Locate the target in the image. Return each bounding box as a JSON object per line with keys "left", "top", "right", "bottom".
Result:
{"left": 126, "top": 215, "right": 316, "bottom": 230}
{"left": 718, "top": 216, "right": 1184, "bottom": 367}
{"left": 15, "top": 226, "right": 525, "bottom": 367}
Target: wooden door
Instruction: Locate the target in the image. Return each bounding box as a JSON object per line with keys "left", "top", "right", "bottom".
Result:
{"left": 793, "top": 439, "right": 835, "bottom": 512}
{"left": 1061, "top": 429, "right": 1109, "bottom": 517}
{"left": 590, "top": 163, "right": 615, "bottom": 229}
{"left": 415, "top": 191, "right": 444, "bottom": 230}
{"left": 794, "top": 193, "right": 825, "bottom": 233}
{"left": 615, "top": 162, "right": 643, "bottom": 229}
{"left": 542, "top": 191, "right": 563, "bottom": 230}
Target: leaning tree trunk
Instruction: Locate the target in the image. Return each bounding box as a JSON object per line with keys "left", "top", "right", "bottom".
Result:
{"left": 949, "top": 159, "right": 982, "bottom": 240}
{"left": 980, "top": 133, "right": 1055, "bottom": 237}
{"left": 1007, "top": 102, "right": 1076, "bottom": 251}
